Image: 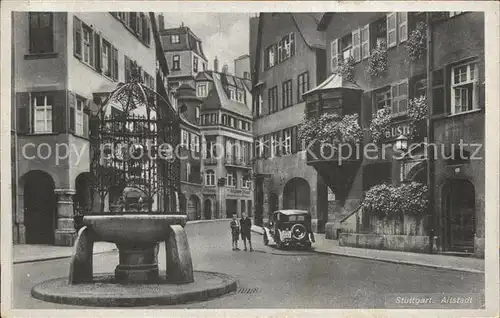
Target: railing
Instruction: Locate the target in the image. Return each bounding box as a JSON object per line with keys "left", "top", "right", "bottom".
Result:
{"left": 203, "top": 157, "right": 218, "bottom": 165}
{"left": 338, "top": 205, "right": 363, "bottom": 234}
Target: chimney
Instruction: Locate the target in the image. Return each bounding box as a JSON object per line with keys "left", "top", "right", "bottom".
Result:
{"left": 181, "top": 22, "right": 184, "bottom": 28}
{"left": 214, "top": 56, "right": 219, "bottom": 72}
{"left": 222, "top": 64, "right": 228, "bottom": 74}
{"left": 158, "top": 14, "right": 165, "bottom": 31}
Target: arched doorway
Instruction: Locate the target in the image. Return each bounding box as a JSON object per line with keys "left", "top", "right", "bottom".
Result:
{"left": 22, "top": 170, "right": 57, "bottom": 244}
{"left": 443, "top": 179, "right": 475, "bottom": 253}
{"left": 204, "top": 199, "right": 212, "bottom": 220}
{"left": 187, "top": 195, "right": 200, "bottom": 221}
{"left": 283, "top": 177, "right": 310, "bottom": 210}
{"left": 406, "top": 162, "right": 427, "bottom": 184}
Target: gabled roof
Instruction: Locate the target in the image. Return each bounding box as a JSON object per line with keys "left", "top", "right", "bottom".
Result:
{"left": 303, "top": 72, "right": 363, "bottom": 96}
{"left": 159, "top": 26, "right": 207, "bottom": 60}
{"left": 317, "top": 13, "right": 333, "bottom": 31}
{"left": 204, "top": 72, "right": 252, "bottom": 118}
{"left": 291, "top": 13, "right": 325, "bottom": 49}
{"left": 195, "top": 71, "right": 213, "bottom": 81}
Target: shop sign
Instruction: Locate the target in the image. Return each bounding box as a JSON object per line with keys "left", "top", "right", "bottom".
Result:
{"left": 328, "top": 188, "right": 336, "bottom": 201}
{"left": 385, "top": 122, "right": 411, "bottom": 140}
{"left": 226, "top": 188, "right": 252, "bottom": 197}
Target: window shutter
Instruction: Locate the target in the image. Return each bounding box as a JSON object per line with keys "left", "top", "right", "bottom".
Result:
{"left": 73, "top": 16, "right": 82, "bottom": 58}
{"left": 94, "top": 32, "right": 102, "bottom": 72}
{"left": 112, "top": 47, "right": 118, "bottom": 81}
{"left": 386, "top": 13, "right": 397, "bottom": 48}
{"left": 124, "top": 55, "right": 130, "bottom": 82}
{"left": 68, "top": 92, "right": 76, "bottom": 133}
{"left": 391, "top": 84, "right": 398, "bottom": 114}
{"left": 331, "top": 39, "right": 339, "bottom": 73}
{"left": 398, "top": 12, "right": 408, "bottom": 43}
{"left": 17, "top": 92, "right": 30, "bottom": 134}
{"left": 89, "top": 30, "right": 94, "bottom": 67}
{"left": 83, "top": 111, "right": 89, "bottom": 138}
{"left": 352, "top": 29, "right": 361, "bottom": 62}
{"left": 290, "top": 32, "right": 295, "bottom": 56}
{"left": 361, "top": 24, "right": 370, "bottom": 59}
{"left": 53, "top": 91, "right": 66, "bottom": 133}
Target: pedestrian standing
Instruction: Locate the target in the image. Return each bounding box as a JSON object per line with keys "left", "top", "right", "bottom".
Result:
{"left": 230, "top": 213, "right": 240, "bottom": 251}
{"left": 240, "top": 212, "right": 253, "bottom": 251}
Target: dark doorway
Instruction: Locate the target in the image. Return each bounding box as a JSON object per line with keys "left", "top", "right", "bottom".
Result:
{"left": 283, "top": 177, "right": 310, "bottom": 210}
{"left": 268, "top": 192, "right": 279, "bottom": 215}
{"left": 187, "top": 195, "right": 199, "bottom": 221}
{"left": 23, "top": 171, "right": 56, "bottom": 244}
{"left": 204, "top": 199, "right": 212, "bottom": 220}
{"left": 226, "top": 199, "right": 237, "bottom": 218}
{"left": 444, "top": 179, "right": 475, "bottom": 253}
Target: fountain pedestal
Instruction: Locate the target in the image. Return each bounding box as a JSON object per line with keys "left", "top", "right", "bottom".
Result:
{"left": 115, "top": 244, "right": 159, "bottom": 283}
{"left": 69, "top": 214, "right": 194, "bottom": 285}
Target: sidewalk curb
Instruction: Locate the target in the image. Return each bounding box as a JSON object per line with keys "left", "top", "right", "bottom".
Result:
{"left": 15, "top": 220, "right": 229, "bottom": 265}
{"left": 14, "top": 249, "right": 118, "bottom": 265}
{"left": 250, "top": 228, "right": 483, "bottom": 274}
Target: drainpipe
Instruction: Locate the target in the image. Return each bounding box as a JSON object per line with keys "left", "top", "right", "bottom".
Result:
{"left": 425, "top": 13, "right": 435, "bottom": 254}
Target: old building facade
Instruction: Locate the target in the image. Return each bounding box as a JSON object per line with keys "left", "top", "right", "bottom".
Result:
{"left": 250, "top": 13, "right": 328, "bottom": 230}
{"left": 308, "top": 12, "right": 485, "bottom": 257}
{"left": 12, "top": 12, "right": 158, "bottom": 245}
{"left": 158, "top": 18, "right": 208, "bottom": 220}
{"left": 196, "top": 68, "right": 254, "bottom": 220}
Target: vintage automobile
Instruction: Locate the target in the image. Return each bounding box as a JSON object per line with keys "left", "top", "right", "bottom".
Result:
{"left": 262, "top": 210, "right": 315, "bottom": 250}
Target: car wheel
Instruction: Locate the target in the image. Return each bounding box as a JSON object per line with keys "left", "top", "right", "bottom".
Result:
{"left": 263, "top": 233, "right": 269, "bottom": 246}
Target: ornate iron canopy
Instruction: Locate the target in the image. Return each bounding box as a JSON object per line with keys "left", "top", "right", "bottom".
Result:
{"left": 88, "top": 66, "right": 180, "bottom": 214}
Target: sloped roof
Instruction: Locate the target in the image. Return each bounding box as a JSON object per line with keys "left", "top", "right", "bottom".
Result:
{"left": 159, "top": 26, "right": 207, "bottom": 60}
{"left": 303, "top": 72, "right": 363, "bottom": 96}
{"left": 291, "top": 13, "right": 325, "bottom": 49}
{"left": 195, "top": 71, "right": 213, "bottom": 81}
{"left": 212, "top": 73, "right": 252, "bottom": 118}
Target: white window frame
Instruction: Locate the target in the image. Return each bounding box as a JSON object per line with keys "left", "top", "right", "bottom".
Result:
{"left": 361, "top": 24, "right": 370, "bottom": 59}
{"left": 102, "top": 40, "right": 111, "bottom": 76}
{"left": 171, "top": 35, "right": 180, "bottom": 44}
{"left": 236, "top": 90, "right": 244, "bottom": 103}
{"left": 386, "top": 13, "right": 397, "bottom": 48}
{"left": 229, "top": 87, "right": 236, "bottom": 101}
{"left": 375, "top": 87, "right": 392, "bottom": 113}
{"left": 33, "top": 95, "right": 53, "bottom": 133}
{"left": 331, "top": 39, "right": 339, "bottom": 73}
{"left": 226, "top": 170, "right": 236, "bottom": 187}
{"left": 283, "top": 129, "right": 292, "bottom": 155}
{"left": 205, "top": 170, "right": 216, "bottom": 186}
{"left": 197, "top": 83, "right": 208, "bottom": 97}
{"left": 391, "top": 79, "right": 409, "bottom": 116}
{"left": 450, "top": 61, "right": 479, "bottom": 114}
{"left": 75, "top": 98, "right": 84, "bottom": 135}
{"left": 173, "top": 55, "right": 180, "bottom": 70}
{"left": 398, "top": 12, "right": 408, "bottom": 43}
{"left": 82, "top": 25, "right": 93, "bottom": 65}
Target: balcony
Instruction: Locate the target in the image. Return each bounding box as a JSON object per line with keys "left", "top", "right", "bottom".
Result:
{"left": 203, "top": 157, "right": 218, "bottom": 166}
{"left": 224, "top": 155, "right": 252, "bottom": 169}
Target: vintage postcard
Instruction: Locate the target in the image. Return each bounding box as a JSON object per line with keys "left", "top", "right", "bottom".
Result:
{"left": 1, "top": 1, "right": 499, "bottom": 317}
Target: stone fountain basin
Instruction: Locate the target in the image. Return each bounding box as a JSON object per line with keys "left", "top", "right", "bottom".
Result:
{"left": 83, "top": 214, "right": 187, "bottom": 245}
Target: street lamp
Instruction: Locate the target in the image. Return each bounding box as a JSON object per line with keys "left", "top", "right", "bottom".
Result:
{"left": 394, "top": 134, "right": 408, "bottom": 152}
